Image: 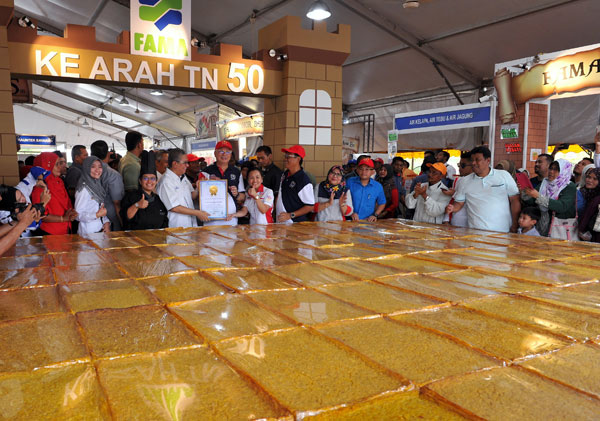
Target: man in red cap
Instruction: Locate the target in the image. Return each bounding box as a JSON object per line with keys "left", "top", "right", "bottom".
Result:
{"left": 275, "top": 145, "right": 315, "bottom": 223}
{"left": 203, "top": 140, "right": 245, "bottom": 226}
{"left": 373, "top": 157, "right": 384, "bottom": 174}
{"left": 347, "top": 157, "right": 386, "bottom": 222}
{"left": 185, "top": 153, "right": 201, "bottom": 185}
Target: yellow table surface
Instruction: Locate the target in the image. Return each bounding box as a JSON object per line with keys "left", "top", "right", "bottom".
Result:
{"left": 0, "top": 219, "right": 599, "bottom": 420}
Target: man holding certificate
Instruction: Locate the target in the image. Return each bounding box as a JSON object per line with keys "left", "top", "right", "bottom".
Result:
{"left": 202, "top": 141, "right": 246, "bottom": 226}
{"left": 157, "top": 148, "right": 209, "bottom": 228}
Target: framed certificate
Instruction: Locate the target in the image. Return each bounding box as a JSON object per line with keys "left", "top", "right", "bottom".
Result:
{"left": 199, "top": 179, "right": 228, "bottom": 219}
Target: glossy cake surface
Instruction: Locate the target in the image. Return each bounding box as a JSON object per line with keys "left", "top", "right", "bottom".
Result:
{"left": 0, "top": 221, "right": 598, "bottom": 419}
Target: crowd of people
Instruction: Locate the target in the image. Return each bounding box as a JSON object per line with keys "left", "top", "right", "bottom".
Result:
{"left": 2, "top": 130, "right": 600, "bottom": 255}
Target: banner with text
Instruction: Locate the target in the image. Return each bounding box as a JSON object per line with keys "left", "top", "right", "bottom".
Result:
{"left": 394, "top": 104, "right": 492, "bottom": 134}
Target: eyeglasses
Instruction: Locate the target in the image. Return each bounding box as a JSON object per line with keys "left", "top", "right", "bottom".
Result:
{"left": 217, "top": 150, "right": 232, "bottom": 155}
{"left": 284, "top": 154, "right": 300, "bottom": 159}
{"left": 179, "top": 161, "right": 189, "bottom": 165}
{"left": 142, "top": 176, "right": 157, "bottom": 182}
{"left": 459, "top": 163, "right": 472, "bottom": 169}
{"left": 330, "top": 172, "right": 343, "bottom": 177}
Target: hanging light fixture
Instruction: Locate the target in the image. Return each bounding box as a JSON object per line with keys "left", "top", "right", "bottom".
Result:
{"left": 119, "top": 96, "right": 129, "bottom": 105}
{"left": 82, "top": 118, "right": 90, "bottom": 127}
{"left": 306, "top": 0, "right": 331, "bottom": 20}
{"left": 150, "top": 89, "right": 164, "bottom": 96}
{"left": 98, "top": 109, "right": 107, "bottom": 120}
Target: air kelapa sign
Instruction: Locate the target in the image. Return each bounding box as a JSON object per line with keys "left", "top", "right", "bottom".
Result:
{"left": 130, "top": 0, "right": 192, "bottom": 61}
{"left": 394, "top": 104, "right": 492, "bottom": 134}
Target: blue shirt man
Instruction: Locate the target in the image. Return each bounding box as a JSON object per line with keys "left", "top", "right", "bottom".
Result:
{"left": 347, "top": 158, "right": 387, "bottom": 221}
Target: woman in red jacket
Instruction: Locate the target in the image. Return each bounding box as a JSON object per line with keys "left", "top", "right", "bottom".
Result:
{"left": 31, "top": 152, "right": 77, "bottom": 235}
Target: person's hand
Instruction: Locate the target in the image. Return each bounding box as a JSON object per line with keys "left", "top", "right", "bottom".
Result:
{"left": 367, "top": 215, "right": 377, "bottom": 222}
{"left": 229, "top": 185, "right": 238, "bottom": 197}
{"left": 35, "top": 179, "right": 47, "bottom": 189}
{"left": 509, "top": 224, "right": 518, "bottom": 233}
{"left": 209, "top": 175, "right": 219, "bottom": 181}
{"left": 247, "top": 187, "right": 257, "bottom": 199}
{"left": 138, "top": 194, "right": 149, "bottom": 209}
{"left": 102, "top": 222, "right": 111, "bottom": 233}
{"left": 226, "top": 213, "right": 235, "bottom": 221}
{"left": 442, "top": 188, "right": 455, "bottom": 197}
{"left": 96, "top": 204, "right": 107, "bottom": 218}
{"left": 196, "top": 210, "right": 210, "bottom": 222}
{"left": 339, "top": 192, "right": 347, "bottom": 209}
{"left": 445, "top": 204, "right": 455, "bottom": 214}
{"left": 523, "top": 187, "right": 539, "bottom": 198}
{"left": 66, "top": 208, "right": 78, "bottom": 221}
{"left": 351, "top": 212, "right": 359, "bottom": 222}
{"left": 40, "top": 188, "right": 52, "bottom": 206}
{"left": 277, "top": 212, "right": 291, "bottom": 222}
{"left": 15, "top": 204, "right": 36, "bottom": 226}
{"left": 442, "top": 221, "right": 450, "bottom": 225}
{"left": 328, "top": 191, "right": 335, "bottom": 206}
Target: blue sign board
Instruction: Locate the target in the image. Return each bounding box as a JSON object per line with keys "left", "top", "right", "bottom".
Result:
{"left": 17, "top": 135, "right": 56, "bottom": 146}
{"left": 394, "top": 104, "right": 491, "bottom": 134}
{"left": 191, "top": 140, "right": 216, "bottom": 151}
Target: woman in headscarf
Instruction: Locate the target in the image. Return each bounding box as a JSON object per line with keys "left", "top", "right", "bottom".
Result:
{"left": 578, "top": 168, "right": 600, "bottom": 242}
{"left": 376, "top": 164, "right": 399, "bottom": 219}
{"left": 314, "top": 165, "right": 353, "bottom": 221}
{"left": 31, "top": 152, "right": 77, "bottom": 235}
{"left": 495, "top": 159, "right": 516, "bottom": 179}
{"left": 575, "top": 162, "right": 596, "bottom": 215}
{"left": 74, "top": 156, "right": 110, "bottom": 235}
{"left": 522, "top": 159, "right": 577, "bottom": 238}
{"left": 121, "top": 151, "right": 168, "bottom": 230}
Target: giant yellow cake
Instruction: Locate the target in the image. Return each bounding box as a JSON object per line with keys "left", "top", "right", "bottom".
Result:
{"left": 0, "top": 219, "right": 599, "bottom": 419}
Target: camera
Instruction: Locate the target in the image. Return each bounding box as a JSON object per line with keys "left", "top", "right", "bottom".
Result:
{"left": 11, "top": 202, "right": 45, "bottom": 221}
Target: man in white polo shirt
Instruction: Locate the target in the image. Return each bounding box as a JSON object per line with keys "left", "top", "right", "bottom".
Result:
{"left": 157, "top": 148, "right": 209, "bottom": 228}
{"left": 446, "top": 146, "right": 520, "bottom": 233}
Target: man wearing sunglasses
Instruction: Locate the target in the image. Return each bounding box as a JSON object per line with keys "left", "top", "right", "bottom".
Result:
{"left": 443, "top": 151, "right": 472, "bottom": 227}
{"left": 202, "top": 140, "right": 246, "bottom": 226}
{"left": 276, "top": 145, "right": 315, "bottom": 223}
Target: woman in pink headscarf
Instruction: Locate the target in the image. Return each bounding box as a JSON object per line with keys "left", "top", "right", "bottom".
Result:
{"left": 522, "top": 159, "right": 577, "bottom": 238}
{"left": 31, "top": 152, "right": 77, "bottom": 235}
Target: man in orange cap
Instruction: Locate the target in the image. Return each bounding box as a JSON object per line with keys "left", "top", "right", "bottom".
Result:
{"left": 275, "top": 145, "right": 315, "bottom": 223}
{"left": 203, "top": 140, "right": 245, "bottom": 226}
{"left": 405, "top": 162, "right": 451, "bottom": 224}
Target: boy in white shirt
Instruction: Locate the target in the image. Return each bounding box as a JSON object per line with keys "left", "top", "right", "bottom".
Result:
{"left": 518, "top": 206, "right": 541, "bottom": 236}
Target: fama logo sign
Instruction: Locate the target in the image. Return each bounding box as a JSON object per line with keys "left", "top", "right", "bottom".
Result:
{"left": 130, "top": 0, "right": 192, "bottom": 61}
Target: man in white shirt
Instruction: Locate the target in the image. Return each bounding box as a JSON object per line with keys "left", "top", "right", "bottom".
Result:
{"left": 155, "top": 149, "right": 168, "bottom": 183}
{"left": 447, "top": 146, "right": 521, "bottom": 233}
{"left": 443, "top": 151, "right": 473, "bottom": 227}
{"left": 405, "top": 162, "right": 451, "bottom": 224}
{"left": 157, "top": 148, "right": 209, "bottom": 228}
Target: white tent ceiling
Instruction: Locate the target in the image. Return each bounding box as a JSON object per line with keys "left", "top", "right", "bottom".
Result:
{"left": 12, "top": 0, "right": 600, "bottom": 152}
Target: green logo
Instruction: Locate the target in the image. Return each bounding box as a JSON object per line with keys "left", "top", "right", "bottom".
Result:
{"left": 139, "top": 0, "right": 183, "bottom": 31}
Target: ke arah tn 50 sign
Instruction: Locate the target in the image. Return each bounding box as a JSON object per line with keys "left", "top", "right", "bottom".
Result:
{"left": 7, "top": 20, "right": 281, "bottom": 97}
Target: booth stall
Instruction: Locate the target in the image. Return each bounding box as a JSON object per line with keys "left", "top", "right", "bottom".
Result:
{"left": 493, "top": 42, "right": 600, "bottom": 172}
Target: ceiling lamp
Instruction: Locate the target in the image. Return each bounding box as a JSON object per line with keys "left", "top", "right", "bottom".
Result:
{"left": 98, "top": 109, "right": 107, "bottom": 120}
{"left": 82, "top": 118, "right": 90, "bottom": 127}
{"left": 150, "top": 89, "right": 164, "bottom": 96}
{"left": 403, "top": 0, "right": 419, "bottom": 8}
{"left": 119, "top": 96, "right": 129, "bottom": 105}
{"left": 306, "top": 0, "right": 331, "bottom": 20}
